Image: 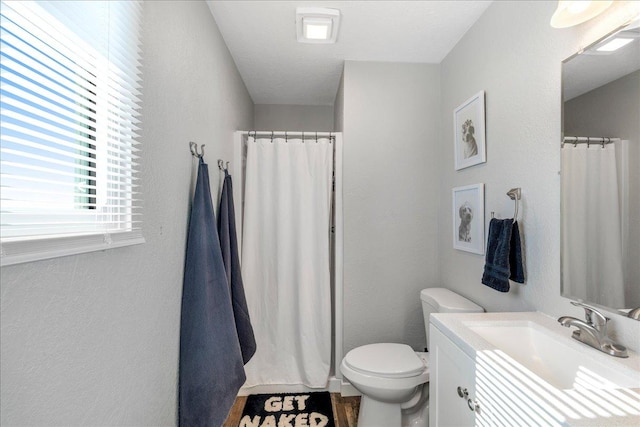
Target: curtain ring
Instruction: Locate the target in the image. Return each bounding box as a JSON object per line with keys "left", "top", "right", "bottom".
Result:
{"left": 302, "top": 131, "right": 305, "bottom": 143}
{"left": 271, "top": 131, "right": 274, "bottom": 143}
{"left": 285, "top": 131, "right": 288, "bottom": 143}
{"left": 587, "top": 137, "right": 590, "bottom": 147}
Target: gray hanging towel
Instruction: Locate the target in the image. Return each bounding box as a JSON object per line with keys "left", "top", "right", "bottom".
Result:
{"left": 217, "top": 169, "right": 256, "bottom": 364}
{"left": 179, "top": 158, "right": 245, "bottom": 427}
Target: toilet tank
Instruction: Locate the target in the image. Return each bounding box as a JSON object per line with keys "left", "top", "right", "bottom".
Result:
{"left": 421, "top": 288, "right": 484, "bottom": 350}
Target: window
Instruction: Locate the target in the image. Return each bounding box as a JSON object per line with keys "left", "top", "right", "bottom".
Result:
{"left": 0, "top": 1, "right": 143, "bottom": 266}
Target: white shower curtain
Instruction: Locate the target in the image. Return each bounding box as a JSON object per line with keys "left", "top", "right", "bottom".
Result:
{"left": 561, "top": 143, "right": 624, "bottom": 308}
{"left": 241, "top": 135, "right": 333, "bottom": 388}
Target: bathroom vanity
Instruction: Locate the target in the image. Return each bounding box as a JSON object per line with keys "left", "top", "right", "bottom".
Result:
{"left": 429, "top": 312, "right": 640, "bottom": 426}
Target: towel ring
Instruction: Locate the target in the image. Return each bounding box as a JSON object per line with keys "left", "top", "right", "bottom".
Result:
{"left": 507, "top": 188, "right": 521, "bottom": 219}
{"left": 492, "top": 188, "right": 521, "bottom": 219}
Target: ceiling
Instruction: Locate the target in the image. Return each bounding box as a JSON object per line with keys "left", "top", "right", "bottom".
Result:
{"left": 207, "top": 1, "right": 492, "bottom": 106}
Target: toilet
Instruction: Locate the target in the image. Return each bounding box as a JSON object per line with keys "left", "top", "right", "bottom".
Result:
{"left": 340, "top": 288, "right": 483, "bottom": 427}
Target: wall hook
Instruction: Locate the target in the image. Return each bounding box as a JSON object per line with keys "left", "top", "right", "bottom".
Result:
{"left": 189, "top": 141, "right": 205, "bottom": 158}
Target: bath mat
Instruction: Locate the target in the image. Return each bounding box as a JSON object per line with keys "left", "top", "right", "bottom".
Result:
{"left": 238, "top": 391, "right": 335, "bottom": 427}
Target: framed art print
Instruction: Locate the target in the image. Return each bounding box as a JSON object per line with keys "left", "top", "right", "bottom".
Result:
{"left": 453, "top": 183, "right": 485, "bottom": 254}
{"left": 454, "top": 91, "right": 486, "bottom": 170}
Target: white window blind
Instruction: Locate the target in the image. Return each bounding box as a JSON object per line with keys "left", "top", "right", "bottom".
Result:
{"left": 0, "top": 1, "right": 144, "bottom": 266}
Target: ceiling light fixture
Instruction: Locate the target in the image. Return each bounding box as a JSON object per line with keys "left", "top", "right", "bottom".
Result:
{"left": 550, "top": 1, "right": 612, "bottom": 28}
{"left": 296, "top": 7, "right": 340, "bottom": 44}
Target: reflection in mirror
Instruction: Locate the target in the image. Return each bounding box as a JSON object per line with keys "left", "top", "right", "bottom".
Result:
{"left": 561, "top": 19, "right": 640, "bottom": 319}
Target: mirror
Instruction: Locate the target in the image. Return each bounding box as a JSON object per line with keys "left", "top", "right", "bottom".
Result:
{"left": 561, "top": 19, "right": 640, "bottom": 319}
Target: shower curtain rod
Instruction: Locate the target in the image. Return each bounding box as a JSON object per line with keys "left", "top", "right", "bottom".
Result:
{"left": 242, "top": 130, "right": 335, "bottom": 139}
{"left": 562, "top": 136, "right": 620, "bottom": 145}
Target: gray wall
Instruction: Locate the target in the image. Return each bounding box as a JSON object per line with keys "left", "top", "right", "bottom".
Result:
{"left": 340, "top": 61, "right": 441, "bottom": 354}
{"left": 0, "top": 2, "right": 254, "bottom": 425}
{"left": 438, "top": 1, "right": 639, "bottom": 350}
{"left": 254, "top": 104, "right": 334, "bottom": 131}
{"left": 564, "top": 70, "right": 640, "bottom": 307}
{"left": 333, "top": 73, "right": 344, "bottom": 132}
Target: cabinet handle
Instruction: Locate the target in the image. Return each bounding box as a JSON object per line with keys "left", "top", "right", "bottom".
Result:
{"left": 467, "top": 398, "right": 480, "bottom": 412}
{"left": 457, "top": 386, "right": 468, "bottom": 398}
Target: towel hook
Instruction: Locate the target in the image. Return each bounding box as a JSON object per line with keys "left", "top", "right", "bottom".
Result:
{"left": 216, "top": 159, "right": 230, "bottom": 171}
{"left": 507, "top": 188, "right": 521, "bottom": 220}
{"left": 189, "top": 141, "right": 205, "bottom": 158}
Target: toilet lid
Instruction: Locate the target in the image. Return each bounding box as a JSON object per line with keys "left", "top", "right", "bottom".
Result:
{"left": 344, "top": 343, "right": 426, "bottom": 378}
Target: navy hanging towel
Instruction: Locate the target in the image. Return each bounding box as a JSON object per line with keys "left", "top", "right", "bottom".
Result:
{"left": 218, "top": 169, "right": 256, "bottom": 364}
{"left": 509, "top": 221, "right": 525, "bottom": 284}
{"left": 481, "top": 218, "right": 525, "bottom": 292}
{"left": 179, "top": 158, "right": 245, "bottom": 427}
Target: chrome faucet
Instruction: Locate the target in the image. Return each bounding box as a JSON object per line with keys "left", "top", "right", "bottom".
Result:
{"left": 628, "top": 307, "right": 640, "bottom": 320}
{"left": 558, "top": 301, "right": 628, "bottom": 358}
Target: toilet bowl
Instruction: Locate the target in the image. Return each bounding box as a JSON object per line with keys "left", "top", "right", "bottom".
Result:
{"left": 341, "top": 343, "right": 429, "bottom": 427}
{"left": 340, "top": 288, "right": 483, "bottom": 427}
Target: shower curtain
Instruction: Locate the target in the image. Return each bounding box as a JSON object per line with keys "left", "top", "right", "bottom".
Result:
{"left": 242, "top": 135, "right": 334, "bottom": 388}
{"left": 561, "top": 143, "right": 624, "bottom": 308}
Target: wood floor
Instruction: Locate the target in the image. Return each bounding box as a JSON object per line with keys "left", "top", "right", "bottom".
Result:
{"left": 223, "top": 393, "right": 360, "bottom": 427}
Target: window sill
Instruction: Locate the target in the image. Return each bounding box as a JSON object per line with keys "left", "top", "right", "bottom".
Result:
{"left": 1, "top": 232, "right": 145, "bottom": 267}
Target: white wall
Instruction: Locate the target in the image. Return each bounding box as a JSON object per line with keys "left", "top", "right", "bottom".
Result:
{"left": 341, "top": 61, "right": 441, "bottom": 354}
{"left": 438, "top": 1, "right": 640, "bottom": 351}
{"left": 0, "top": 2, "right": 253, "bottom": 425}
{"left": 254, "top": 104, "right": 334, "bottom": 131}
{"left": 564, "top": 70, "right": 640, "bottom": 307}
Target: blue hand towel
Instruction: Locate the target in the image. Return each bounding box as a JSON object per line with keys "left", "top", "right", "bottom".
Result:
{"left": 179, "top": 158, "right": 246, "bottom": 426}
{"left": 482, "top": 218, "right": 525, "bottom": 292}
{"left": 509, "top": 221, "right": 525, "bottom": 284}
{"left": 218, "top": 169, "right": 256, "bottom": 364}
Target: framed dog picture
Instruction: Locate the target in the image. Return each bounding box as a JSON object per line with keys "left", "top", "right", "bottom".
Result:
{"left": 453, "top": 183, "right": 485, "bottom": 254}
{"left": 453, "top": 91, "right": 486, "bottom": 170}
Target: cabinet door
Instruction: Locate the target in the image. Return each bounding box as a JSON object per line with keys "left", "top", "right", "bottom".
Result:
{"left": 429, "top": 326, "right": 478, "bottom": 427}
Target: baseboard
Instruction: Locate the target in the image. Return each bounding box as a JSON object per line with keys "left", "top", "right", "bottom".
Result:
{"left": 238, "top": 376, "right": 344, "bottom": 396}
{"left": 339, "top": 381, "right": 361, "bottom": 397}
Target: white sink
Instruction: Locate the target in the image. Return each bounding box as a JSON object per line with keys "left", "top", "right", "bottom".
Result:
{"left": 466, "top": 320, "right": 638, "bottom": 390}
{"left": 431, "top": 312, "right": 640, "bottom": 426}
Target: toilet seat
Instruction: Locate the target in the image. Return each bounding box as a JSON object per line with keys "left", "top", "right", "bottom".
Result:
{"left": 344, "top": 343, "right": 426, "bottom": 379}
